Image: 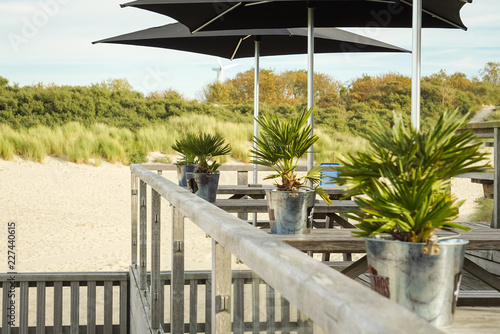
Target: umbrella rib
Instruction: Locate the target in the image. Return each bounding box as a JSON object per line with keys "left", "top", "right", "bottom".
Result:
{"left": 244, "top": 1, "right": 271, "bottom": 6}
{"left": 193, "top": 3, "right": 242, "bottom": 33}
{"left": 399, "top": 0, "right": 466, "bottom": 30}
{"left": 231, "top": 37, "right": 245, "bottom": 60}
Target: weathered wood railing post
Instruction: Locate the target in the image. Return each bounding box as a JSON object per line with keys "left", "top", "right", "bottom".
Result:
{"left": 212, "top": 240, "right": 232, "bottom": 333}
{"left": 171, "top": 207, "right": 185, "bottom": 334}
{"left": 151, "top": 188, "right": 162, "bottom": 330}
{"left": 131, "top": 173, "right": 139, "bottom": 266}
{"left": 139, "top": 180, "right": 148, "bottom": 291}
{"left": 237, "top": 171, "right": 249, "bottom": 222}
{"left": 494, "top": 127, "right": 499, "bottom": 228}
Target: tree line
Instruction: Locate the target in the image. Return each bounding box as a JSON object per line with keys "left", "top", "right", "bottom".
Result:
{"left": 1, "top": 62, "right": 499, "bottom": 137}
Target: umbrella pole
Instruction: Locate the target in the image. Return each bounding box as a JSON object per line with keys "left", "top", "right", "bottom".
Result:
{"left": 307, "top": 6, "right": 314, "bottom": 175}
{"left": 253, "top": 38, "right": 260, "bottom": 227}
{"left": 411, "top": 0, "right": 422, "bottom": 131}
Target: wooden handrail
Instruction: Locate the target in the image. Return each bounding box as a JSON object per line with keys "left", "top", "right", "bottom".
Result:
{"left": 130, "top": 163, "right": 442, "bottom": 334}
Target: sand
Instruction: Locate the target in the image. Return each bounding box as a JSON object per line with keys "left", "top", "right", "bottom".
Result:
{"left": 0, "top": 155, "right": 488, "bottom": 273}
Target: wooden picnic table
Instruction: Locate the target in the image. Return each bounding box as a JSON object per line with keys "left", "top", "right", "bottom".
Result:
{"left": 273, "top": 224, "right": 500, "bottom": 294}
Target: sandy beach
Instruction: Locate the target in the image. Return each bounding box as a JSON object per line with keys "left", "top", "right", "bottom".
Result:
{"left": 0, "top": 155, "right": 488, "bottom": 273}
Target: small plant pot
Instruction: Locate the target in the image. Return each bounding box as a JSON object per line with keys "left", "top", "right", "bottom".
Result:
{"left": 187, "top": 172, "right": 220, "bottom": 203}
{"left": 176, "top": 164, "right": 198, "bottom": 187}
{"left": 265, "top": 189, "right": 316, "bottom": 234}
{"left": 365, "top": 236, "right": 468, "bottom": 328}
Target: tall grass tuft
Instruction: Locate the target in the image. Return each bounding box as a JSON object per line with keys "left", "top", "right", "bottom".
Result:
{"left": 469, "top": 197, "right": 494, "bottom": 222}
{"left": 66, "top": 132, "right": 96, "bottom": 164}
{"left": 0, "top": 125, "right": 15, "bottom": 160}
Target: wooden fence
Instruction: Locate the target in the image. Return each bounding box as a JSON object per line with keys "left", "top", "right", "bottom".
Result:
{"left": 0, "top": 272, "right": 128, "bottom": 334}
{"left": 130, "top": 163, "right": 443, "bottom": 334}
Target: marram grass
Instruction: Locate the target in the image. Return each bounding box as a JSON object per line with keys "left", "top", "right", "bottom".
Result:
{"left": 0, "top": 115, "right": 366, "bottom": 165}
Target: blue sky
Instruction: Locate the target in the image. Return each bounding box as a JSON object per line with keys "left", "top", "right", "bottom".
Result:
{"left": 1, "top": 0, "right": 499, "bottom": 100}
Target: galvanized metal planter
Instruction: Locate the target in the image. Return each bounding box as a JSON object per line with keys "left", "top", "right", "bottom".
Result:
{"left": 265, "top": 189, "right": 316, "bottom": 234}
{"left": 187, "top": 172, "right": 220, "bottom": 203}
{"left": 365, "top": 236, "right": 468, "bottom": 328}
{"left": 176, "top": 163, "right": 197, "bottom": 187}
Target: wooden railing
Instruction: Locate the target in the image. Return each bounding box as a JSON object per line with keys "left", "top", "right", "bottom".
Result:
{"left": 130, "top": 164, "right": 443, "bottom": 334}
{"left": 0, "top": 272, "right": 128, "bottom": 334}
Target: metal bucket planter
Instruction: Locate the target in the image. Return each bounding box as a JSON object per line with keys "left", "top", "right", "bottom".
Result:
{"left": 176, "top": 163, "right": 197, "bottom": 187}
{"left": 265, "top": 189, "right": 316, "bottom": 234}
{"left": 365, "top": 236, "right": 468, "bottom": 328}
{"left": 187, "top": 172, "right": 220, "bottom": 203}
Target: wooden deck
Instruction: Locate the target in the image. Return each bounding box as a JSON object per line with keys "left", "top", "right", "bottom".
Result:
{"left": 2, "top": 163, "right": 500, "bottom": 333}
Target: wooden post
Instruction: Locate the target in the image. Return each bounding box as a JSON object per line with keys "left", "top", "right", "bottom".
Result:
{"left": 70, "top": 281, "right": 79, "bottom": 334}
{"left": 20, "top": 282, "right": 28, "bottom": 333}
{"left": 189, "top": 279, "right": 199, "bottom": 334}
{"left": 151, "top": 189, "right": 162, "bottom": 330}
{"left": 53, "top": 281, "right": 63, "bottom": 333}
{"left": 212, "top": 240, "right": 232, "bottom": 334}
{"left": 252, "top": 276, "right": 260, "bottom": 334}
{"left": 233, "top": 278, "right": 245, "bottom": 334}
{"left": 171, "top": 207, "right": 185, "bottom": 334}
{"left": 104, "top": 281, "right": 113, "bottom": 333}
{"left": 36, "top": 282, "right": 46, "bottom": 333}
{"left": 139, "top": 180, "right": 148, "bottom": 290}
{"left": 266, "top": 285, "right": 276, "bottom": 334}
{"left": 87, "top": 281, "right": 97, "bottom": 334}
{"left": 494, "top": 127, "right": 499, "bottom": 228}
{"left": 237, "top": 171, "right": 249, "bottom": 222}
{"left": 131, "top": 173, "right": 139, "bottom": 265}
{"left": 2, "top": 284, "right": 10, "bottom": 334}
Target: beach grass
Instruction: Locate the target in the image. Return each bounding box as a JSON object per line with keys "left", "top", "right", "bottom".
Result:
{"left": 0, "top": 115, "right": 366, "bottom": 165}
{"left": 470, "top": 197, "right": 494, "bottom": 222}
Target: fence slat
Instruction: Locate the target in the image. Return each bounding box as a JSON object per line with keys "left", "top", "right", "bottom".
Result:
{"left": 160, "top": 279, "right": 165, "bottom": 330}
{"left": 151, "top": 188, "right": 162, "bottom": 329}
{"left": 20, "top": 281, "right": 29, "bottom": 333}
{"left": 252, "top": 278, "right": 260, "bottom": 334}
{"left": 2, "top": 282, "right": 10, "bottom": 334}
{"left": 281, "top": 296, "right": 290, "bottom": 334}
{"left": 36, "top": 281, "right": 46, "bottom": 334}
{"left": 120, "top": 280, "right": 128, "bottom": 334}
{"left": 171, "top": 206, "right": 185, "bottom": 334}
{"left": 70, "top": 281, "right": 79, "bottom": 334}
{"left": 53, "top": 281, "right": 63, "bottom": 333}
{"left": 104, "top": 281, "right": 113, "bottom": 333}
{"left": 87, "top": 281, "right": 96, "bottom": 334}
{"left": 212, "top": 240, "right": 232, "bottom": 333}
{"left": 233, "top": 278, "right": 244, "bottom": 334}
{"left": 205, "top": 279, "right": 212, "bottom": 334}
{"left": 3, "top": 283, "right": 11, "bottom": 333}
{"left": 298, "top": 310, "right": 313, "bottom": 334}
{"left": 139, "top": 180, "right": 148, "bottom": 291}
{"left": 132, "top": 173, "right": 139, "bottom": 265}
{"left": 189, "top": 279, "right": 198, "bottom": 334}
{"left": 266, "top": 285, "right": 275, "bottom": 334}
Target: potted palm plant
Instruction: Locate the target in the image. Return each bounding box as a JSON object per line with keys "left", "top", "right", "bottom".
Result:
{"left": 182, "top": 133, "right": 231, "bottom": 203}
{"left": 172, "top": 133, "right": 199, "bottom": 187}
{"left": 251, "top": 108, "right": 332, "bottom": 234}
{"left": 336, "top": 109, "right": 490, "bottom": 327}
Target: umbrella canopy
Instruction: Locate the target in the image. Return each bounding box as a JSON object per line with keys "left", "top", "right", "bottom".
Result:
{"left": 94, "top": 22, "right": 408, "bottom": 187}
{"left": 120, "top": 0, "right": 470, "bottom": 32}
{"left": 120, "top": 0, "right": 470, "bottom": 170}
{"left": 93, "top": 22, "right": 409, "bottom": 58}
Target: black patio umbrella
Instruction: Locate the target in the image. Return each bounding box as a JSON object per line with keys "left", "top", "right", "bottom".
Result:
{"left": 93, "top": 22, "right": 408, "bottom": 58}
{"left": 120, "top": 0, "right": 470, "bottom": 32}
{"left": 94, "top": 22, "right": 408, "bottom": 184}
{"left": 120, "top": 0, "right": 471, "bottom": 170}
